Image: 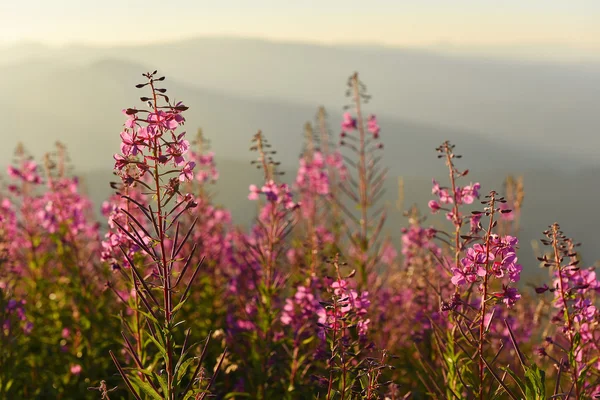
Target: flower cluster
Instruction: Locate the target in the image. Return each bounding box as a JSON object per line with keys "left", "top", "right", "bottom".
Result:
{"left": 428, "top": 179, "right": 481, "bottom": 218}
{"left": 341, "top": 112, "right": 357, "bottom": 132}
{"left": 451, "top": 235, "right": 522, "bottom": 307}
{"left": 296, "top": 151, "right": 329, "bottom": 197}
{"left": 325, "top": 151, "right": 348, "bottom": 182}
{"left": 401, "top": 225, "right": 440, "bottom": 268}
{"left": 114, "top": 102, "right": 194, "bottom": 185}
{"left": 366, "top": 114, "right": 380, "bottom": 137}
{"left": 248, "top": 180, "right": 298, "bottom": 210}
{"left": 37, "top": 176, "right": 99, "bottom": 237}
{"left": 317, "top": 278, "right": 371, "bottom": 338}
{"left": 6, "top": 160, "right": 42, "bottom": 185}
{"left": 341, "top": 112, "right": 380, "bottom": 139}
{"left": 190, "top": 150, "right": 219, "bottom": 184}
{"left": 281, "top": 284, "right": 322, "bottom": 332}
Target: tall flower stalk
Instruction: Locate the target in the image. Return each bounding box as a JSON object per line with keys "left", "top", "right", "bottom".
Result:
{"left": 106, "top": 71, "right": 223, "bottom": 400}
{"left": 338, "top": 73, "right": 386, "bottom": 288}
{"left": 536, "top": 224, "right": 600, "bottom": 399}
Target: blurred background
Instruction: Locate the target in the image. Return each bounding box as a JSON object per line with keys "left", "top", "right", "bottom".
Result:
{"left": 1, "top": 0, "right": 599, "bottom": 273}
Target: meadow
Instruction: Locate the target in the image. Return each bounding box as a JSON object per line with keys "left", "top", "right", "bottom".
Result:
{"left": 0, "top": 70, "right": 598, "bottom": 399}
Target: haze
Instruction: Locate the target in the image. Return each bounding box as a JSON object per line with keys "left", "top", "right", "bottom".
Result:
{"left": 1, "top": 2, "right": 599, "bottom": 265}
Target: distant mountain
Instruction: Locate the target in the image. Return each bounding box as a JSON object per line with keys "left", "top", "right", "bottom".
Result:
{"left": 2, "top": 37, "right": 597, "bottom": 161}
{"left": 0, "top": 58, "right": 591, "bottom": 175}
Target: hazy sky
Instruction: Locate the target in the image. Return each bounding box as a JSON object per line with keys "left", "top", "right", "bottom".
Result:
{"left": 1, "top": 0, "right": 599, "bottom": 51}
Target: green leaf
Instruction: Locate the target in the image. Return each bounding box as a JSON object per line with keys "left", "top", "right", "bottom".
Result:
{"left": 131, "top": 375, "right": 163, "bottom": 400}
{"left": 154, "top": 372, "right": 169, "bottom": 398}
{"left": 175, "top": 357, "right": 197, "bottom": 383}
{"left": 524, "top": 363, "right": 546, "bottom": 400}
{"left": 223, "top": 392, "right": 252, "bottom": 398}
{"left": 501, "top": 366, "right": 526, "bottom": 397}
{"left": 172, "top": 297, "right": 188, "bottom": 315}
{"left": 147, "top": 333, "right": 168, "bottom": 360}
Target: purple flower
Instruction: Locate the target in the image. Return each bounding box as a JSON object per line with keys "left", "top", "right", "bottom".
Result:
{"left": 500, "top": 286, "right": 521, "bottom": 308}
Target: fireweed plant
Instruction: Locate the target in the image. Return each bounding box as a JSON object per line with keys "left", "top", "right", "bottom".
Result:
{"left": 337, "top": 73, "right": 389, "bottom": 289}
{"left": 315, "top": 256, "right": 391, "bottom": 400}
{"left": 414, "top": 142, "right": 544, "bottom": 400}
{"left": 315, "top": 106, "right": 347, "bottom": 249}
{"left": 105, "top": 71, "right": 224, "bottom": 400}
{"left": 292, "top": 122, "right": 336, "bottom": 276}
{"left": 2, "top": 70, "right": 600, "bottom": 399}
{"left": 226, "top": 130, "right": 302, "bottom": 398}
{"left": 535, "top": 224, "right": 600, "bottom": 398}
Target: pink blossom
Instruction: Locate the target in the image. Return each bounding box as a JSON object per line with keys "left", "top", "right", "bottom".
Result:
{"left": 341, "top": 112, "right": 357, "bottom": 132}
{"left": 178, "top": 161, "right": 196, "bottom": 182}
{"left": 428, "top": 200, "right": 441, "bottom": 213}
{"left": 70, "top": 364, "right": 82, "bottom": 375}
{"left": 367, "top": 114, "right": 380, "bottom": 136}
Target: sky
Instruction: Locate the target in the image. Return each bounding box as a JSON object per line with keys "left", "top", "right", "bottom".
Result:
{"left": 1, "top": 0, "right": 599, "bottom": 54}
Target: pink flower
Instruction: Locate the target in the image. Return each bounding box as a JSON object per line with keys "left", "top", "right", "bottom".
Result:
{"left": 178, "top": 161, "right": 196, "bottom": 182}
{"left": 367, "top": 114, "right": 380, "bottom": 137}
{"left": 428, "top": 200, "right": 441, "bottom": 213}
{"left": 70, "top": 364, "right": 82, "bottom": 375}
{"left": 438, "top": 189, "right": 454, "bottom": 204}
{"left": 7, "top": 165, "right": 20, "bottom": 178}
{"left": 431, "top": 179, "right": 441, "bottom": 195}
{"left": 120, "top": 131, "right": 140, "bottom": 156}
{"left": 248, "top": 184, "right": 260, "bottom": 200}
{"left": 341, "top": 112, "right": 357, "bottom": 132}
{"left": 460, "top": 182, "right": 480, "bottom": 204}
{"left": 167, "top": 136, "right": 190, "bottom": 166}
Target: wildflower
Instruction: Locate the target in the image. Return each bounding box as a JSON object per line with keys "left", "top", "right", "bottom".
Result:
{"left": 178, "top": 161, "right": 196, "bottom": 182}
{"left": 428, "top": 200, "right": 441, "bottom": 213}
{"left": 367, "top": 114, "right": 380, "bottom": 136}
{"left": 341, "top": 112, "right": 357, "bottom": 132}
{"left": 500, "top": 286, "right": 521, "bottom": 308}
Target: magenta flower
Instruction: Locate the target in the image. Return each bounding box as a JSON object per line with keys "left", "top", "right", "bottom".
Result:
{"left": 167, "top": 134, "right": 190, "bottom": 166}
{"left": 367, "top": 114, "right": 380, "bottom": 136}
{"left": 500, "top": 286, "right": 521, "bottom": 308}
{"left": 438, "top": 189, "right": 454, "bottom": 204}
{"left": 341, "top": 112, "right": 357, "bottom": 132}
{"left": 120, "top": 131, "right": 141, "bottom": 156}
{"left": 470, "top": 213, "right": 482, "bottom": 233}
{"left": 428, "top": 200, "right": 441, "bottom": 213}
{"left": 70, "top": 364, "right": 82, "bottom": 375}
{"left": 178, "top": 161, "right": 196, "bottom": 182}
{"left": 460, "top": 182, "right": 481, "bottom": 204}
{"left": 7, "top": 165, "right": 19, "bottom": 178}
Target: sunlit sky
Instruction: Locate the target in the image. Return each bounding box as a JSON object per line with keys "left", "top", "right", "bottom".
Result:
{"left": 1, "top": 0, "right": 599, "bottom": 51}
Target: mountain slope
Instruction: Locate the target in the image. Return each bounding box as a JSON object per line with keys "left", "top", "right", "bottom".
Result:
{"left": 2, "top": 37, "right": 599, "bottom": 161}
